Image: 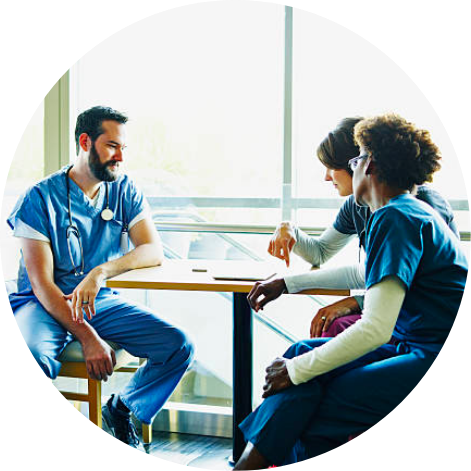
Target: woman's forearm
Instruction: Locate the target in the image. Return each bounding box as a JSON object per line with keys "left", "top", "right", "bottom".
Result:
{"left": 285, "top": 276, "right": 406, "bottom": 385}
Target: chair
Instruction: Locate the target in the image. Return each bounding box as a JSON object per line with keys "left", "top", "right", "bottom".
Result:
{"left": 57, "top": 340, "right": 153, "bottom": 444}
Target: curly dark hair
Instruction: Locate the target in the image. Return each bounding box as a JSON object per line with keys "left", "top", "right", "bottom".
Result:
{"left": 316, "top": 117, "right": 364, "bottom": 175}
{"left": 354, "top": 114, "right": 442, "bottom": 191}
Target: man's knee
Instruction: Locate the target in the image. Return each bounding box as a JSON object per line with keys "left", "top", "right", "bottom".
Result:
{"left": 15, "top": 301, "right": 65, "bottom": 378}
{"left": 26, "top": 339, "right": 59, "bottom": 379}
{"left": 178, "top": 328, "right": 195, "bottom": 365}
{"left": 164, "top": 327, "right": 195, "bottom": 367}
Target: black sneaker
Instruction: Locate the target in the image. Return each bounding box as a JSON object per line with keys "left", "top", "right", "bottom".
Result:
{"left": 102, "top": 395, "right": 141, "bottom": 449}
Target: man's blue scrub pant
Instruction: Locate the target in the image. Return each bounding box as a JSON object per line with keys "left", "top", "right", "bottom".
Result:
{"left": 15, "top": 291, "right": 194, "bottom": 425}
{"left": 239, "top": 338, "right": 437, "bottom": 465}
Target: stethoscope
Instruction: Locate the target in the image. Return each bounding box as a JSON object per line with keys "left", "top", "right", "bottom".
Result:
{"left": 65, "top": 165, "right": 127, "bottom": 276}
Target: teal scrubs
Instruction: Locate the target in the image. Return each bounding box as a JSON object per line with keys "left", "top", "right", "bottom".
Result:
{"left": 239, "top": 194, "right": 468, "bottom": 465}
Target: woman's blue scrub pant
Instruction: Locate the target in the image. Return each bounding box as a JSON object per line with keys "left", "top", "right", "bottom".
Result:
{"left": 239, "top": 338, "right": 437, "bottom": 465}
{"left": 14, "top": 291, "right": 194, "bottom": 425}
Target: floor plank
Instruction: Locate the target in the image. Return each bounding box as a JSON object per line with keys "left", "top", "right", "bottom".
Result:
{"left": 144, "top": 431, "right": 233, "bottom": 469}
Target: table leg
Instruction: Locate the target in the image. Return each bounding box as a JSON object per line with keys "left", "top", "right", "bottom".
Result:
{"left": 232, "top": 292, "right": 253, "bottom": 464}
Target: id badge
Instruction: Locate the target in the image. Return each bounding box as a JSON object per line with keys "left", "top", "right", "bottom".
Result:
{"left": 120, "top": 229, "right": 129, "bottom": 253}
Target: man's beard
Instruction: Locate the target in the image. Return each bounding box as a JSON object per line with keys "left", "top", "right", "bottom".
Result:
{"left": 88, "top": 143, "right": 119, "bottom": 182}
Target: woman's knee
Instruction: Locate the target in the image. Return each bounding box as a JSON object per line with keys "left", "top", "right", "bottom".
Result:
{"left": 321, "top": 315, "right": 361, "bottom": 338}
{"left": 283, "top": 339, "right": 330, "bottom": 359}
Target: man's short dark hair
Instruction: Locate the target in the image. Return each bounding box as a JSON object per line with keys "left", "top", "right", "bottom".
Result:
{"left": 75, "top": 106, "right": 128, "bottom": 154}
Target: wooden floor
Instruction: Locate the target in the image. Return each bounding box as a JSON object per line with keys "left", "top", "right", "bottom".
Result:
{"left": 142, "top": 431, "right": 234, "bottom": 469}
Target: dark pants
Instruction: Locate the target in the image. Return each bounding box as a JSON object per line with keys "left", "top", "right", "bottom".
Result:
{"left": 239, "top": 338, "right": 437, "bottom": 465}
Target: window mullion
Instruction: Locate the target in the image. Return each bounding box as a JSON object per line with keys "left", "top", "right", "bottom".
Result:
{"left": 282, "top": 5, "right": 294, "bottom": 221}
{"left": 44, "top": 71, "right": 71, "bottom": 175}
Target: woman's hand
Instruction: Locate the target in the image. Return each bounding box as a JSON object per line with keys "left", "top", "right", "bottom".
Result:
{"left": 64, "top": 268, "right": 105, "bottom": 323}
{"left": 310, "top": 296, "right": 360, "bottom": 338}
{"left": 247, "top": 278, "right": 287, "bottom": 312}
{"left": 262, "top": 357, "right": 293, "bottom": 398}
{"left": 268, "top": 222, "right": 297, "bottom": 267}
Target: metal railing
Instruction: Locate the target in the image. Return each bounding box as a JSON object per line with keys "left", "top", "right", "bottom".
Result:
{"left": 155, "top": 220, "right": 470, "bottom": 242}
{"left": 150, "top": 196, "right": 470, "bottom": 241}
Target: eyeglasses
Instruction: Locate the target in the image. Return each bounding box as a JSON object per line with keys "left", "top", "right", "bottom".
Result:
{"left": 348, "top": 154, "right": 368, "bottom": 172}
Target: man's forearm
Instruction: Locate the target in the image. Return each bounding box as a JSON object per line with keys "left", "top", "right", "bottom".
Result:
{"left": 31, "top": 280, "right": 100, "bottom": 344}
{"left": 93, "top": 242, "right": 163, "bottom": 282}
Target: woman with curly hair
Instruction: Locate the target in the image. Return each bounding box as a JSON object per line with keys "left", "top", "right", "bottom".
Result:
{"left": 268, "top": 115, "right": 458, "bottom": 339}
{"left": 354, "top": 114, "right": 442, "bottom": 190}
{"left": 234, "top": 114, "right": 468, "bottom": 469}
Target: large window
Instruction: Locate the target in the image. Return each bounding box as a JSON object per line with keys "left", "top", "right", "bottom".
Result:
{"left": 71, "top": 3, "right": 469, "bottom": 264}
{"left": 292, "top": 10, "right": 468, "bottom": 232}
{"left": 72, "top": 1, "right": 285, "bottom": 227}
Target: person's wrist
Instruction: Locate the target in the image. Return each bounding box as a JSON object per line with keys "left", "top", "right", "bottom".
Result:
{"left": 90, "top": 265, "right": 107, "bottom": 283}
{"left": 347, "top": 296, "right": 360, "bottom": 312}
{"left": 276, "top": 278, "right": 287, "bottom": 293}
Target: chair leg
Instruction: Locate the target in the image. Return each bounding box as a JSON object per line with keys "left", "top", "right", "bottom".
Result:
{"left": 88, "top": 378, "right": 102, "bottom": 429}
{"left": 142, "top": 422, "right": 152, "bottom": 444}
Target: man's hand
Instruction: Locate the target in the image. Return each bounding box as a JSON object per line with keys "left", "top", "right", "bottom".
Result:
{"left": 247, "top": 278, "right": 286, "bottom": 312}
{"left": 310, "top": 296, "right": 361, "bottom": 338}
{"left": 262, "top": 357, "right": 293, "bottom": 398}
{"left": 64, "top": 267, "right": 105, "bottom": 323}
{"left": 81, "top": 335, "right": 116, "bottom": 381}
{"left": 268, "top": 222, "right": 297, "bottom": 267}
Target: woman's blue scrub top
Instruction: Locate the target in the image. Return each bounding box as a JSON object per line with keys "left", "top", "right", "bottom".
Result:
{"left": 8, "top": 167, "right": 147, "bottom": 310}
{"left": 365, "top": 194, "right": 468, "bottom": 352}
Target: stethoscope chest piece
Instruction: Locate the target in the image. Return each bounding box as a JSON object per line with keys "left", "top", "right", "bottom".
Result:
{"left": 101, "top": 208, "right": 114, "bottom": 221}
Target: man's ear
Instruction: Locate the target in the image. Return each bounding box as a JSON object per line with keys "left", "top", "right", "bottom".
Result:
{"left": 78, "top": 133, "right": 91, "bottom": 152}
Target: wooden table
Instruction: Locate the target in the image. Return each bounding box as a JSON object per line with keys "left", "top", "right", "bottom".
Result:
{"left": 107, "top": 259, "right": 349, "bottom": 462}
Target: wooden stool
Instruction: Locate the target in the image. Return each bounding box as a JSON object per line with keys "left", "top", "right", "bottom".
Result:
{"left": 57, "top": 340, "right": 152, "bottom": 443}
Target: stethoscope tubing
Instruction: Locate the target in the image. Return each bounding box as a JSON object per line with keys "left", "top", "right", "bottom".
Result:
{"left": 65, "top": 165, "right": 113, "bottom": 276}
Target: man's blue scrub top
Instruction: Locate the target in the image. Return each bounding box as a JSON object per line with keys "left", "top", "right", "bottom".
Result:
{"left": 365, "top": 194, "right": 468, "bottom": 352}
{"left": 7, "top": 167, "right": 147, "bottom": 310}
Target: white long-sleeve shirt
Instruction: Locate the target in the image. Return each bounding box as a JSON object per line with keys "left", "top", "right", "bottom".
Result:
{"left": 290, "top": 225, "right": 366, "bottom": 307}
{"left": 283, "top": 226, "right": 403, "bottom": 383}
{"left": 293, "top": 225, "right": 355, "bottom": 267}
{"left": 285, "top": 276, "right": 406, "bottom": 384}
